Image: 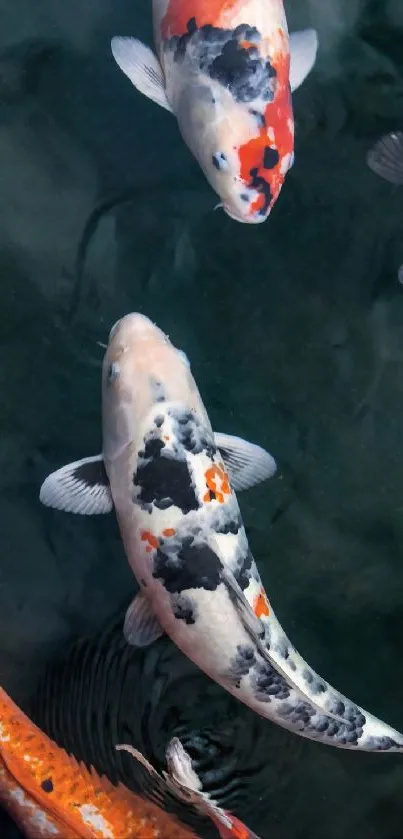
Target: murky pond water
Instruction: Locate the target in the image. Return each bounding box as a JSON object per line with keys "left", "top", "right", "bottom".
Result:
{"left": 2, "top": 1, "right": 403, "bottom": 837}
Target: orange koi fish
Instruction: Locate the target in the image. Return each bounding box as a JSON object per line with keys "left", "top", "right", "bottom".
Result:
{"left": 0, "top": 686, "right": 259, "bottom": 838}
{"left": 111, "top": 1, "right": 318, "bottom": 223}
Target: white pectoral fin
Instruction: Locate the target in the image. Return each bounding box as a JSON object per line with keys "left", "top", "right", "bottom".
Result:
{"left": 39, "top": 455, "right": 113, "bottom": 515}
{"left": 123, "top": 591, "right": 164, "bottom": 647}
{"left": 289, "top": 28, "right": 318, "bottom": 92}
{"left": 111, "top": 36, "right": 173, "bottom": 112}
{"left": 214, "top": 432, "right": 277, "bottom": 491}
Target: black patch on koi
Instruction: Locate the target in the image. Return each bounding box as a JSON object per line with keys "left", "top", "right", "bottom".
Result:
{"left": 41, "top": 778, "right": 54, "bottom": 793}
{"left": 168, "top": 21, "right": 277, "bottom": 105}
{"left": 276, "top": 702, "right": 364, "bottom": 745}
{"left": 249, "top": 108, "right": 266, "bottom": 127}
{"left": 302, "top": 668, "right": 326, "bottom": 696}
{"left": 249, "top": 167, "right": 273, "bottom": 216}
{"left": 173, "top": 593, "right": 197, "bottom": 625}
{"left": 154, "top": 415, "right": 164, "bottom": 428}
{"left": 150, "top": 377, "right": 166, "bottom": 402}
{"left": 213, "top": 512, "right": 242, "bottom": 535}
{"left": 263, "top": 146, "right": 279, "bottom": 169}
{"left": 229, "top": 644, "right": 256, "bottom": 688}
{"left": 233, "top": 548, "right": 254, "bottom": 590}
{"left": 71, "top": 458, "right": 109, "bottom": 489}
{"left": 365, "top": 736, "right": 402, "bottom": 751}
{"left": 134, "top": 438, "right": 199, "bottom": 514}
{"left": 169, "top": 407, "right": 216, "bottom": 458}
{"left": 252, "top": 661, "right": 291, "bottom": 701}
{"left": 212, "top": 151, "right": 228, "bottom": 170}
{"left": 153, "top": 540, "right": 222, "bottom": 593}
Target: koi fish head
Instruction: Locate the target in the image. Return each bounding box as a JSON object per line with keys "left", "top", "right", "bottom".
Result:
{"left": 102, "top": 313, "right": 207, "bottom": 462}
{"left": 174, "top": 59, "right": 294, "bottom": 224}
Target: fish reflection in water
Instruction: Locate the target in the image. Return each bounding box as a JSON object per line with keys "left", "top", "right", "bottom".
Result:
{"left": 30, "top": 607, "right": 302, "bottom": 834}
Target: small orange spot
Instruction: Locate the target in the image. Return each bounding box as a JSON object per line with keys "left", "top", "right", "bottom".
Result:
{"left": 141, "top": 530, "right": 159, "bottom": 551}
{"left": 162, "top": 528, "right": 176, "bottom": 537}
{"left": 164, "top": 435, "right": 170, "bottom": 441}
{"left": 254, "top": 589, "right": 270, "bottom": 618}
{"left": 239, "top": 40, "right": 255, "bottom": 50}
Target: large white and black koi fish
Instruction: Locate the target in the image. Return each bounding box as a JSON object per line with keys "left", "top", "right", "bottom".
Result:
{"left": 40, "top": 313, "right": 403, "bottom": 753}
{"left": 110, "top": 0, "right": 318, "bottom": 223}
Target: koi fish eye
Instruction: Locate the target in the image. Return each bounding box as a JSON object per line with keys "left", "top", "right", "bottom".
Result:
{"left": 212, "top": 152, "right": 230, "bottom": 172}
{"left": 176, "top": 349, "right": 191, "bottom": 368}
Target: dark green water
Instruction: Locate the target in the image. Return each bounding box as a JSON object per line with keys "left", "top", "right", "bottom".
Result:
{"left": 2, "top": 0, "right": 403, "bottom": 836}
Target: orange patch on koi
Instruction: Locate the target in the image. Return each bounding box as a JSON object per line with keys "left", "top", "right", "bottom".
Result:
{"left": 204, "top": 464, "right": 231, "bottom": 504}
{"left": 141, "top": 531, "right": 159, "bottom": 551}
{"left": 239, "top": 34, "right": 293, "bottom": 219}
{"left": 161, "top": 0, "right": 240, "bottom": 39}
{"left": 254, "top": 590, "right": 270, "bottom": 618}
{"left": 162, "top": 528, "right": 176, "bottom": 537}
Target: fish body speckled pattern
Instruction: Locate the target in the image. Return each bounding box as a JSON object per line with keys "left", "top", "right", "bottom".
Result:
{"left": 0, "top": 685, "right": 258, "bottom": 839}
{"left": 40, "top": 313, "right": 403, "bottom": 754}
{"left": 110, "top": 1, "right": 318, "bottom": 223}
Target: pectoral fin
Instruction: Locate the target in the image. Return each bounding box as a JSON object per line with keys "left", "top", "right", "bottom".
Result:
{"left": 39, "top": 455, "right": 113, "bottom": 515}
{"left": 289, "top": 28, "right": 318, "bottom": 92}
{"left": 214, "top": 432, "right": 277, "bottom": 491}
{"left": 111, "top": 36, "right": 172, "bottom": 112}
{"left": 123, "top": 591, "right": 164, "bottom": 647}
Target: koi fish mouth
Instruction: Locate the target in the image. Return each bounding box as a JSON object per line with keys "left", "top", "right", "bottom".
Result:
{"left": 220, "top": 203, "right": 268, "bottom": 224}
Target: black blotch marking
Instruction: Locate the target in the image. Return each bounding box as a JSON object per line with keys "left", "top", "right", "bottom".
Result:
{"left": 229, "top": 644, "right": 256, "bottom": 688}
{"left": 252, "top": 661, "right": 291, "bottom": 701}
{"left": 214, "top": 512, "right": 241, "bottom": 535}
{"left": 154, "top": 415, "right": 164, "bottom": 428}
{"left": 187, "top": 17, "right": 197, "bottom": 35}
{"left": 173, "top": 593, "right": 197, "bottom": 625}
{"left": 41, "top": 778, "right": 54, "bottom": 793}
{"left": 263, "top": 146, "right": 279, "bottom": 169}
{"left": 249, "top": 166, "right": 272, "bottom": 216}
{"left": 365, "top": 736, "right": 402, "bottom": 751}
{"left": 169, "top": 21, "right": 277, "bottom": 104}
{"left": 277, "top": 703, "right": 363, "bottom": 745}
{"left": 73, "top": 459, "right": 109, "bottom": 489}
{"left": 240, "top": 193, "right": 249, "bottom": 202}
{"left": 303, "top": 668, "right": 327, "bottom": 696}
{"left": 249, "top": 108, "right": 266, "bottom": 127}
{"left": 274, "top": 638, "right": 290, "bottom": 660}
{"left": 234, "top": 548, "right": 254, "bottom": 590}
{"left": 150, "top": 377, "right": 166, "bottom": 403}
{"left": 134, "top": 436, "right": 199, "bottom": 515}
{"left": 169, "top": 408, "right": 216, "bottom": 458}
{"left": 212, "top": 152, "right": 228, "bottom": 170}
{"left": 153, "top": 540, "right": 222, "bottom": 593}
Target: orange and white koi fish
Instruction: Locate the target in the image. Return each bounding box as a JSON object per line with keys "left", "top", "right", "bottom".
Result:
{"left": 0, "top": 685, "right": 258, "bottom": 838}
{"left": 110, "top": 1, "right": 318, "bottom": 223}
{"left": 40, "top": 313, "right": 403, "bottom": 753}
